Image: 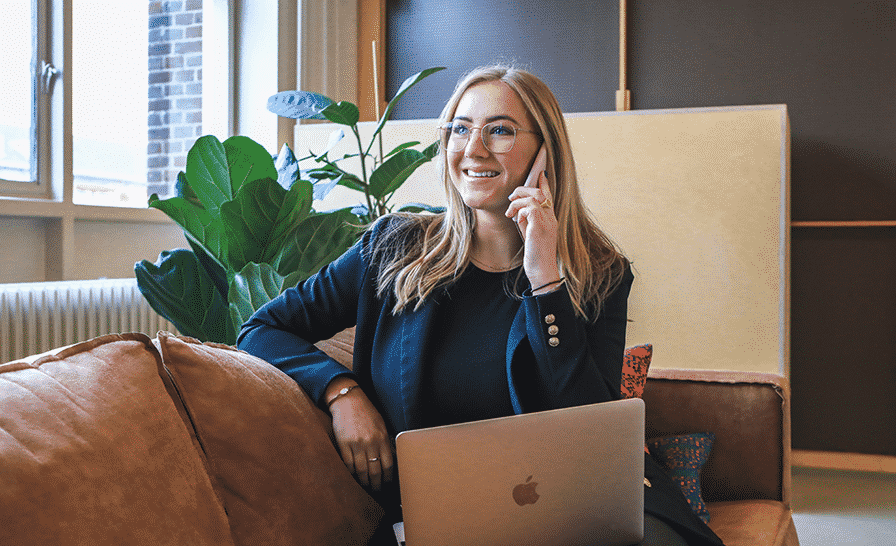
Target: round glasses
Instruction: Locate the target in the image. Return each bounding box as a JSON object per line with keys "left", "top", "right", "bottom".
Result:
{"left": 439, "top": 121, "right": 541, "bottom": 153}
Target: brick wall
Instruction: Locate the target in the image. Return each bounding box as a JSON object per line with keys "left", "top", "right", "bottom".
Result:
{"left": 147, "top": 0, "right": 202, "bottom": 198}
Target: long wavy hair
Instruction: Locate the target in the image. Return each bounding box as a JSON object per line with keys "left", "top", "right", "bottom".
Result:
{"left": 371, "top": 65, "right": 628, "bottom": 319}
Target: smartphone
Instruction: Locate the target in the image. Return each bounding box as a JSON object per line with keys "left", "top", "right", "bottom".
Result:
{"left": 523, "top": 145, "right": 548, "bottom": 189}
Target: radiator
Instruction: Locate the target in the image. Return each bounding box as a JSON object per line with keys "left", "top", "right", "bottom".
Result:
{"left": 0, "top": 278, "right": 177, "bottom": 364}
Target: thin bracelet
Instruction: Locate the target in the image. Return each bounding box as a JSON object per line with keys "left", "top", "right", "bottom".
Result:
{"left": 531, "top": 278, "right": 565, "bottom": 293}
{"left": 326, "top": 384, "right": 359, "bottom": 409}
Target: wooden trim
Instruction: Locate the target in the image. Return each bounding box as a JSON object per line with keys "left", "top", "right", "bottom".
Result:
{"left": 793, "top": 449, "right": 896, "bottom": 474}
{"left": 615, "top": 0, "right": 630, "bottom": 111}
{"left": 357, "top": 0, "right": 386, "bottom": 122}
{"left": 791, "top": 220, "right": 896, "bottom": 228}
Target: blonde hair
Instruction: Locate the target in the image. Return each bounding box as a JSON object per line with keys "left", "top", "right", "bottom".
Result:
{"left": 372, "top": 65, "right": 628, "bottom": 319}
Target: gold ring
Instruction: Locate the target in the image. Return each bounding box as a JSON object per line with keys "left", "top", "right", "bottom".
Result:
{"left": 368, "top": 457, "right": 379, "bottom": 462}
{"left": 540, "top": 197, "right": 553, "bottom": 209}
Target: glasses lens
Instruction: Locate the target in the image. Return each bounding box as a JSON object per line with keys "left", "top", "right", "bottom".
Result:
{"left": 440, "top": 122, "right": 469, "bottom": 151}
{"left": 482, "top": 122, "right": 516, "bottom": 153}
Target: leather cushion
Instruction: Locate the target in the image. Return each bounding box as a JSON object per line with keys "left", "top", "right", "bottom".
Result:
{"left": 155, "top": 332, "right": 383, "bottom": 546}
{"left": 0, "top": 333, "right": 234, "bottom": 546}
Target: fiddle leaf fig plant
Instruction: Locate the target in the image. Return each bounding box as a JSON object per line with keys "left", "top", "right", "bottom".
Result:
{"left": 136, "top": 66, "right": 445, "bottom": 345}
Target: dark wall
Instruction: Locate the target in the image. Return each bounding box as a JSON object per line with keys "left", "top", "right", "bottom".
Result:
{"left": 386, "top": 0, "right": 896, "bottom": 456}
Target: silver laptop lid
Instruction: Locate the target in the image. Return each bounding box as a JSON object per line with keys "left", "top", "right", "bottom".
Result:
{"left": 396, "top": 398, "right": 645, "bottom": 546}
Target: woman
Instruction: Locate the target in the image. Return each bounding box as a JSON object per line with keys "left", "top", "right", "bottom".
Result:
{"left": 238, "top": 66, "right": 723, "bottom": 546}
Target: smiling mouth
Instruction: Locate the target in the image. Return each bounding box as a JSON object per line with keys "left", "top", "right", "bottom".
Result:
{"left": 464, "top": 170, "right": 500, "bottom": 178}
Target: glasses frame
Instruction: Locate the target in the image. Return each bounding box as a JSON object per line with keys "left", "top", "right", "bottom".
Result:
{"left": 438, "top": 121, "right": 542, "bottom": 154}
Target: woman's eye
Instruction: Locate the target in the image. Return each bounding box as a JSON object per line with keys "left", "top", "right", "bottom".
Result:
{"left": 451, "top": 124, "right": 470, "bottom": 136}
{"left": 489, "top": 124, "right": 513, "bottom": 136}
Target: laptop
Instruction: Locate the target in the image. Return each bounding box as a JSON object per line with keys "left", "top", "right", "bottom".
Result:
{"left": 394, "top": 397, "right": 645, "bottom": 546}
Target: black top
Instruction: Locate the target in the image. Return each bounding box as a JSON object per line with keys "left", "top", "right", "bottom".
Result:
{"left": 422, "top": 265, "right": 519, "bottom": 427}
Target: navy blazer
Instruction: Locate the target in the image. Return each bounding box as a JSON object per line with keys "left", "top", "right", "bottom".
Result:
{"left": 238, "top": 217, "right": 632, "bottom": 435}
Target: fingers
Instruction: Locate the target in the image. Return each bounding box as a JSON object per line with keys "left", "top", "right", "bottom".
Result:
{"left": 506, "top": 172, "right": 554, "bottom": 226}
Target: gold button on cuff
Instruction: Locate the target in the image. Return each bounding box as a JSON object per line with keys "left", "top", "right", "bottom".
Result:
{"left": 548, "top": 325, "right": 559, "bottom": 335}
{"left": 548, "top": 337, "right": 560, "bottom": 347}
{"left": 544, "top": 314, "right": 556, "bottom": 324}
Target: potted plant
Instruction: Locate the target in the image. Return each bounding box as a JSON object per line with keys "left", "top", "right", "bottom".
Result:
{"left": 136, "top": 67, "right": 445, "bottom": 345}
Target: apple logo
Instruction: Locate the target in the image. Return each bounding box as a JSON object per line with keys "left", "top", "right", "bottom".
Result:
{"left": 512, "top": 475, "right": 540, "bottom": 506}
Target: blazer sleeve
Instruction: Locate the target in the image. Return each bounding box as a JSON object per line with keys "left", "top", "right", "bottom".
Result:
{"left": 236, "top": 225, "right": 377, "bottom": 407}
{"left": 517, "top": 265, "right": 634, "bottom": 410}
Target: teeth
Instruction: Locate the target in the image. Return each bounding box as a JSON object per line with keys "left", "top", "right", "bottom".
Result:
{"left": 466, "top": 170, "right": 499, "bottom": 178}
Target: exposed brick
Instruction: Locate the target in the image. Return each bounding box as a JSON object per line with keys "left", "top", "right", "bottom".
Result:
{"left": 169, "top": 141, "right": 183, "bottom": 153}
{"left": 149, "top": 15, "right": 171, "bottom": 29}
{"left": 148, "top": 85, "right": 164, "bottom": 99}
{"left": 185, "top": 111, "right": 202, "bottom": 124}
{"left": 165, "top": 56, "right": 184, "bottom": 69}
{"left": 149, "top": 1, "right": 164, "bottom": 15}
{"left": 148, "top": 43, "right": 171, "bottom": 56}
{"left": 149, "top": 57, "right": 163, "bottom": 71}
{"left": 163, "top": 1, "right": 183, "bottom": 12}
{"left": 150, "top": 28, "right": 183, "bottom": 43}
{"left": 186, "top": 54, "right": 202, "bottom": 67}
{"left": 147, "top": 142, "right": 163, "bottom": 155}
{"left": 185, "top": 25, "right": 202, "bottom": 39}
{"left": 174, "top": 156, "right": 187, "bottom": 168}
{"left": 148, "top": 99, "right": 171, "bottom": 112}
{"left": 148, "top": 156, "right": 170, "bottom": 169}
{"left": 149, "top": 71, "right": 172, "bottom": 84}
{"left": 195, "top": 126, "right": 203, "bottom": 136}
{"left": 166, "top": 84, "right": 184, "bottom": 96}
{"left": 167, "top": 112, "right": 183, "bottom": 125}
{"left": 174, "top": 126, "right": 194, "bottom": 139}
{"left": 176, "top": 97, "right": 201, "bottom": 110}
{"left": 175, "top": 70, "right": 194, "bottom": 83}
{"left": 176, "top": 13, "right": 193, "bottom": 26}
{"left": 185, "top": 0, "right": 202, "bottom": 11}
{"left": 147, "top": 171, "right": 163, "bottom": 183}
{"left": 149, "top": 128, "right": 170, "bottom": 140}
{"left": 148, "top": 113, "right": 163, "bottom": 127}
{"left": 175, "top": 40, "right": 201, "bottom": 54}
{"left": 197, "top": 68, "right": 202, "bottom": 81}
{"left": 185, "top": 83, "right": 202, "bottom": 95}
{"left": 194, "top": 11, "right": 202, "bottom": 24}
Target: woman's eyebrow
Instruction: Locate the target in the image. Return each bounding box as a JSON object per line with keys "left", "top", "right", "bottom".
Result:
{"left": 451, "top": 114, "right": 522, "bottom": 125}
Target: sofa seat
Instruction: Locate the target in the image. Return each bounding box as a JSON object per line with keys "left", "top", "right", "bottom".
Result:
{"left": 707, "top": 500, "right": 799, "bottom": 546}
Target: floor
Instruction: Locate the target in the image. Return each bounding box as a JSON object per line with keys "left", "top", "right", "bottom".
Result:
{"left": 790, "top": 466, "right": 896, "bottom": 545}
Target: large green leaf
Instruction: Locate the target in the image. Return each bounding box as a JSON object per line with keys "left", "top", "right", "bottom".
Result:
{"left": 266, "top": 90, "right": 333, "bottom": 120}
{"left": 274, "top": 209, "right": 360, "bottom": 280}
{"left": 321, "top": 101, "right": 360, "bottom": 126}
{"left": 368, "top": 142, "right": 437, "bottom": 200}
{"left": 266, "top": 178, "right": 315, "bottom": 262}
{"left": 149, "top": 194, "right": 226, "bottom": 267}
{"left": 185, "top": 135, "right": 231, "bottom": 212}
{"left": 224, "top": 136, "right": 278, "bottom": 192}
{"left": 228, "top": 263, "right": 305, "bottom": 333}
{"left": 367, "top": 67, "right": 446, "bottom": 155}
{"left": 135, "top": 249, "right": 235, "bottom": 344}
{"left": 219, "top": 177, "right": 287, "bottom": 273}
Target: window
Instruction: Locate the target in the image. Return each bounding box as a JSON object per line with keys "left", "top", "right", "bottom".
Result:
{"left": 0, "top": 0, "right": 39, "bottom": 189}
{"left": 1, "top": 0, "right": 203, "bottom": 208}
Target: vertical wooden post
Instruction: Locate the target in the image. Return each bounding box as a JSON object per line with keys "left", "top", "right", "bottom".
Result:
{"left": 616, "top": 0, "right": 631, "bottom": 111}
{"left": 358, "top": 0, "right": 386, "bottom": 122}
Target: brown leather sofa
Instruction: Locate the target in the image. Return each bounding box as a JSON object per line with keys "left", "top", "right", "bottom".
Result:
{"left": 0, "top": 329, "right": 798, "bottom": 545}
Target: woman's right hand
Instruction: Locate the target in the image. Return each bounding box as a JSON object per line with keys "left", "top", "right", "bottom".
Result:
{"left": 326, "top": 379, "right": 394, "bottom": 492}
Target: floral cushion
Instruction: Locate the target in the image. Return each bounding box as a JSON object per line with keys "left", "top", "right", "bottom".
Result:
{"left": 621, "top": 343, "right": 653, "bottom": 399}
{"left": 646, "top": 432, "right": 715, "bottom": 523}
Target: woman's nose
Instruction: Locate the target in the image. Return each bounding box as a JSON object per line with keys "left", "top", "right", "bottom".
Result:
{"left": 463, "top": 128, "right": 490, "bottom": 157}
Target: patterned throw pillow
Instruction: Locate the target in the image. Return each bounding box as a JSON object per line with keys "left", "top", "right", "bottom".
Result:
{"left": 646, "top": 432, "right": 715, "bottom": 523}
{"left": 621, "top": 343, "right": 653, "bottom": 399}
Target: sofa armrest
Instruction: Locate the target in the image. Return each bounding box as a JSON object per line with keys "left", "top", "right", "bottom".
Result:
{"left": 643, "top": 368, "right": 791, "bottom": 506}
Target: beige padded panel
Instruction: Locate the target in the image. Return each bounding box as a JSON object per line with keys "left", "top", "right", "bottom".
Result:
{"left": 296, "top": 105, "right": 790, "bottom": 374}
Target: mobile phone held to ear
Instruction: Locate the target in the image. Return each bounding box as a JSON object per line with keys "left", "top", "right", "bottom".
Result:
{"left": 524, "top": 145, "right": 548, "bottom": 188}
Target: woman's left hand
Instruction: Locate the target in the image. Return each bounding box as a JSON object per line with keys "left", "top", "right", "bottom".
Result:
{"left": 506, "top": 171, "right": 560, "bottom": 289}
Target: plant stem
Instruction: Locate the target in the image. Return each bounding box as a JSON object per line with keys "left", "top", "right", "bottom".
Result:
{"left": 352, "top": 125, "right": 375, "bottom": 219}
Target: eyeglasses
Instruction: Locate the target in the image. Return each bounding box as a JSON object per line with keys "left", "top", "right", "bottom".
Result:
{"left": 438, "top": 121, "right": 541, "bottom": 153}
